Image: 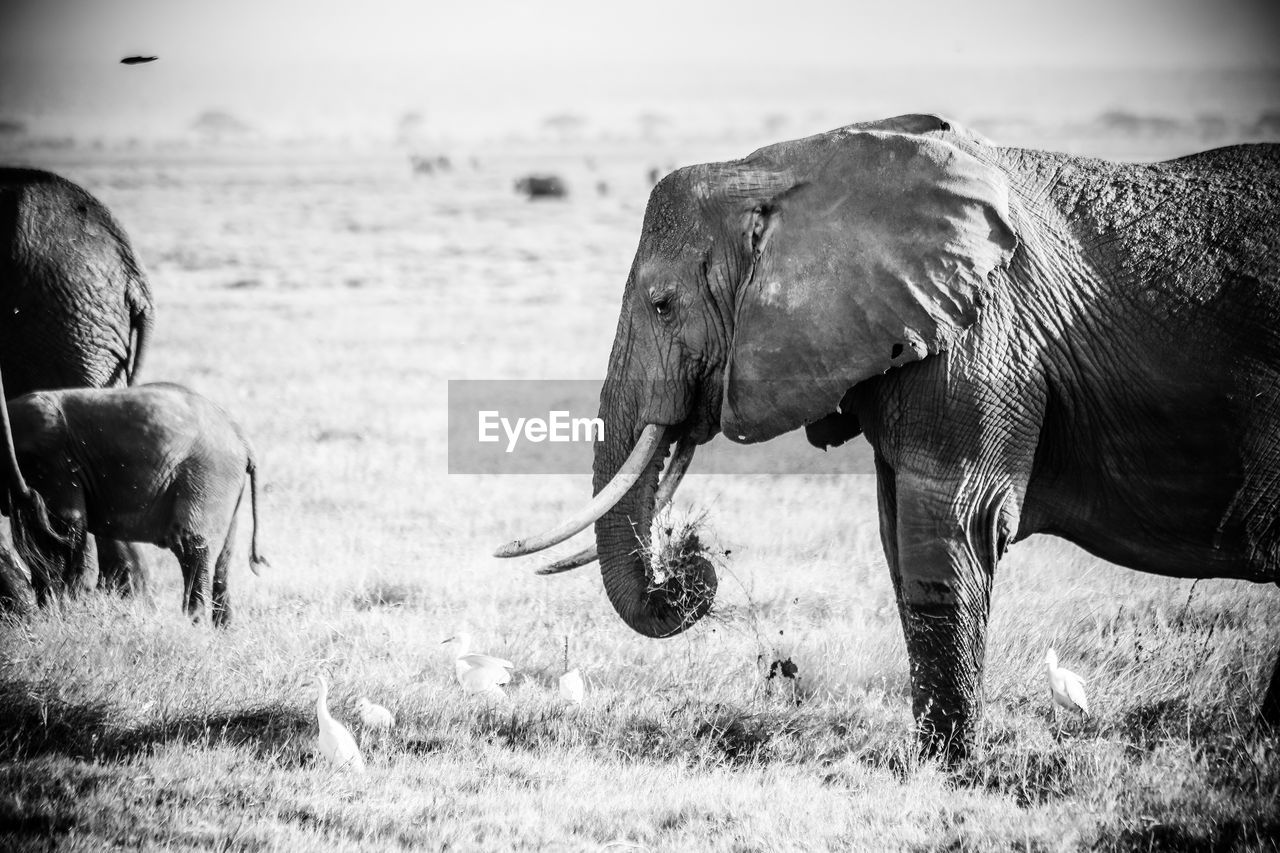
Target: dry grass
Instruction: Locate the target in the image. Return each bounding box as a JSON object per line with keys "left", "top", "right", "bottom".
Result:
{"left": 0, "top": 138, "right": 1277, "bottom": 851}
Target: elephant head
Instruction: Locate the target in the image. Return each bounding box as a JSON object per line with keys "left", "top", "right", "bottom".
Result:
{"left": 499, "top": 115, "right": 1017, "bottom": 638}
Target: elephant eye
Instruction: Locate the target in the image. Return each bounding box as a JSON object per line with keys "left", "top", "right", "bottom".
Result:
{"left": 651, "top": 293, "right": 674, "bottom": 318}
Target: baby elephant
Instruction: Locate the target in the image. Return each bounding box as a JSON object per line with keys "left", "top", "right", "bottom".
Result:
{"left": 1, "top": 382, "right": 268, "bottom": 625}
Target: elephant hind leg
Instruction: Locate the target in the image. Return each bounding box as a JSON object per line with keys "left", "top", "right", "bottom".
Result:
{"left": 96, "top": 538, "right": 151, "bottom": 598}
{"left": 170, "top": 531, "right": 212, "bottom": 622}
{"left": 211, "top": 514, "right": 239, "bottom": 629}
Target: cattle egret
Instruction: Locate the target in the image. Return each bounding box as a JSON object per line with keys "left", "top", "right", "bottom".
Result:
{"left": 355, "top": 697, "right": 395, "bottom": 730}
{"left": 443, "top": 633, "right": 514, "bottom": 697}
{"left": 559, "top": 636, "right": 584, "bottom": 704}
{"left": 559, "top": 668, "right": 585, "bottom": 705}
{"left": 311, "top": 675, "right": 366, "bottom": 773}
{"left": 1044, "top": 648, "right": 1089, "bottom": 720}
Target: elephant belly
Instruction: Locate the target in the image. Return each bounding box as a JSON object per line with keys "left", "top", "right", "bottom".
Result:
{"left": 85, "top": 485, "right": 179, "bottom": 547}
{"left": 1024, "top": 414, "right": 1280, "bottom": 583}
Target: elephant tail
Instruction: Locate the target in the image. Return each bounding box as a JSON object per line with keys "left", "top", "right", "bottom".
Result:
{"left": 245, "top": 450, "right": 269, "bottom": 576}
{"left": 125, "top": 292, "right": 155, "bottom": 386}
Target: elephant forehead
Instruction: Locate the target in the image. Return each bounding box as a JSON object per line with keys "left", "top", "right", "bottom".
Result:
{"left": 635, "top": 248, "right": 705, "bottom": 283}
{"left": 640, "top": 197, "right": 708, "bottom": 253}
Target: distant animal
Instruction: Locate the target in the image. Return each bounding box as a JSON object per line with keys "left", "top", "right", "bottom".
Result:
{"left": 356, "top": 697, "right": 395, "bottom": 730}
{"left": 409, "top": 155, "right": 452, "bottom": 176}
{"left": 1, "top": 382, "right": 268, "bottom": 625}
{"left": 443, "top": 632, "right": 514, "bottom": 696}
{"left": 1044, "top": 649, "right": 1089, "bottom": 720}
{"left": 120, "top": 56, "right": 157, "bottom": 65}
{"left": 312, "top": 675, "right": 365, "bottom": 773}
{"left": 514, "top": 174, "right": 567, "bottom": 199}
{"left": 0, "top": 168, "right": 156, "bottom": 608}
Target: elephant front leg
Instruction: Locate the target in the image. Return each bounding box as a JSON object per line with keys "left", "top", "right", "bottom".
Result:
{"left": 890, "top": 472, "right": 1004, "bottom": 762}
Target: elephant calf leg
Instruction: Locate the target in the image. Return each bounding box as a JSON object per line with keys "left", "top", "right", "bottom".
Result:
{"left": 172, "top": 533, "right": 213, "bottom": 622}
{"left": 210, "top": 516, "right": 239, "bottom": 629}
{"left": 96, "top": 538, "right": 151, "bottom": 598}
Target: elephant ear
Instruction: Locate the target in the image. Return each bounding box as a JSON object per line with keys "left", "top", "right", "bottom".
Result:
{"left": 722, "top": 131, "right": 1017, "bottom": 443}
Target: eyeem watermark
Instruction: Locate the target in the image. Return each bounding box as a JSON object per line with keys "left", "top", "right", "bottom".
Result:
{"left": 478, "top": 410, "right": 604, "bottom": 453}
{"left": 447, "top": 379, "right": 875, "bottom": 475}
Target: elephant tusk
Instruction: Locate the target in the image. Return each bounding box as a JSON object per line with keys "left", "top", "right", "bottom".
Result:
{"left": 494, "top": 424, "right": 666, "bottom": 558}
{"left": 534, "top": 437, "right": 697, "bottom": 575}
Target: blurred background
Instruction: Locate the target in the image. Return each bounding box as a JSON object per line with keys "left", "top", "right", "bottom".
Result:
{"left": 1, "top": 0, "right": 1278, "bottom": 155}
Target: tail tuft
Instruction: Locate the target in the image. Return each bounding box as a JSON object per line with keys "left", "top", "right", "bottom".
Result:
{"left": 250, "top": 555, "right": 269, "bottom": 577}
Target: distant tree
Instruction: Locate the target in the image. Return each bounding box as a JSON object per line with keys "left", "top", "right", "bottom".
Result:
{"left": 762, "top": 113, "right": 789, "bottom": 137}
{"left": 637, "top": 112, "right": 671, "bottom": 140}
{"left": 543, "top": 113, "right": 586, "bottom": 141}
{"left": 1251, "top": 109, "right": 1280, "bottom": 138}
{"left": 397, "top": 111, "right": 427, "bottom": 145}
{"left": 190, "top": 110, "right": 253, "bottom": 142}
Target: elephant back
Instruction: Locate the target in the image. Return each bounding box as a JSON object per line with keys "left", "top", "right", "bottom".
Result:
{"left": 0, "top": 168, "right": 154, "bottom": 398}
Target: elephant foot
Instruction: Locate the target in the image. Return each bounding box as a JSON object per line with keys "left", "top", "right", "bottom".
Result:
{"left": 915, "top": 708, "right": 975, "bottom": 766}
{"left": 212, "top": 602, "right": 232, "bottom": 629}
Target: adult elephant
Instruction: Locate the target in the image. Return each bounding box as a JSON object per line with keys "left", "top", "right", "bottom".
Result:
{"left": 0, "top": 167, "right": 156, "bottom": 611}
{"left": 498, "top": 114, "right": 1280, "bottom": 760}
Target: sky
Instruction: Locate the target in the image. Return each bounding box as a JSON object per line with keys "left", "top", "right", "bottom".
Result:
{"left": 0, "top": 0, "right": 1277, "bottom": 139}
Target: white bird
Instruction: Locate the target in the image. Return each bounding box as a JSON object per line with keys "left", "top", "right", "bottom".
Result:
{"left": 559, "top": 668, "right": 585, "bottom": 705}
{"left": 443, "top": 633, "right": 514, "bottom": 697}
{"left": 311, "top": 674, "right": 366, "bottom": 773}
{"left": 1044, "top": 648, "right": 1089, "bottom": 720}
{"left": 355, "top": 697, "right": 395, "bottom": 730}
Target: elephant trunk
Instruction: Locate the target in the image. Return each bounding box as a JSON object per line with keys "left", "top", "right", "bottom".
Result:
{"left": 536, "top": 437, "right": 695, "bottom": 575}
{"left": 593, "top": 391, "right": 716, "bottom": 639}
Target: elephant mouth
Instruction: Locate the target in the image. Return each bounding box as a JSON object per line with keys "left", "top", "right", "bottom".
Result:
{"left": 492, "top": 376, "right": 719, "bottom": 567}
{"left": 493, "top": 425, "right": 696, "bottom": 561}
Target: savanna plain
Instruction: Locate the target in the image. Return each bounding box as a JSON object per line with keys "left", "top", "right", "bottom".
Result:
{"left": 1, "top": 123, "right": 1278, "bottom": 851}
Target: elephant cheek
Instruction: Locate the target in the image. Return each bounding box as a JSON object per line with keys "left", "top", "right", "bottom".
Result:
{"left": 721, "top": 357, "right": 814, "bottom": 444}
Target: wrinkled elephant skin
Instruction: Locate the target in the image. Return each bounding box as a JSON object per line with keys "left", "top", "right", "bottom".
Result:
{"left": 511, "top": 115, "right": 1280, "bottom": 760}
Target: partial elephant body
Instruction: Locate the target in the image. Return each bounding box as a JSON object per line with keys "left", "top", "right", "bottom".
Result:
{"left": 848, "top": 142, "right": 1279, "bottom": 746}
{"left": 4, "top": 383, "right": 267, "bottom": 625}
{"left": 1007, "top": 144, "right": 1279, "bottom": 580}
{"left": 0, "top": 168, "right": 153, "bottom": 396}
{"left": 0, "top": 168, "right": 157, "bottom": 607}
{"left": 500, "top": 115, "right": 1280, "bottom": 759}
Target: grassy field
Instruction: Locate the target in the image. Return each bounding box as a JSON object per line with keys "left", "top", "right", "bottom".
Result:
{"left": 0, "top": 133, "right": 1278, "bottom": 851}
